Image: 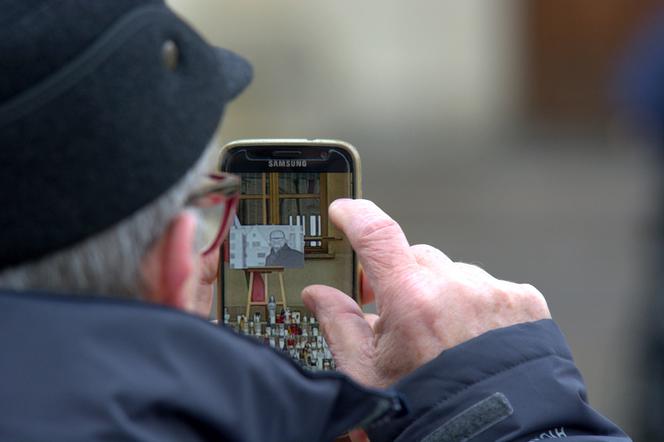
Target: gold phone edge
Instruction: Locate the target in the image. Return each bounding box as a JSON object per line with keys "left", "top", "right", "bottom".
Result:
{"left": 217, "top": 138, "right": 363, "bottom": 311}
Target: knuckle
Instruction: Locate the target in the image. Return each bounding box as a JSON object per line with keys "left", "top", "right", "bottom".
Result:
{"left": 463, "top": 262, "right": 484, "bottom": 272}
{"left": 520, "top": 283, "right": 543, "bottom": 303}
{"left": 518, "top": 283, "right": 550, "bottom": 318}
{"left": 411, "top": 244, "right": 441, "bottom": 255}
{"left": 454, "top": 262, "right": 493, "bottom": 283}
{"left": 443, "top": 276, "right": 494, "bottom": 310}
{"left": 357, "top": 217, "right": 401, "bottom": 243}
{"left": 454, "top": 261, "right": 477, "bottom": 273}
{"left": 519, "top": 283, "right": 539, "bottom": 296}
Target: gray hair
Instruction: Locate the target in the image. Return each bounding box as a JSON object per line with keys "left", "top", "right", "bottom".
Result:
{"left": 0, "top": 140, "right": 219, "bottom": 299}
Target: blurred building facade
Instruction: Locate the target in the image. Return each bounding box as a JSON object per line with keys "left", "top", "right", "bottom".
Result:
{"left": 168, "top": 1, "right": 663, "bottom": 437}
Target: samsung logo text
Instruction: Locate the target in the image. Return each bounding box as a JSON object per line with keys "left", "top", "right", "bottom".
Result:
{"left": 268, "top": 160, "right": 308, "bottom": 167}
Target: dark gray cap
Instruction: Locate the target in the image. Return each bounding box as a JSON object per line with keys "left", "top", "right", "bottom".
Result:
{"left": 0, "top": 0, "right": 252, "bottom": 269}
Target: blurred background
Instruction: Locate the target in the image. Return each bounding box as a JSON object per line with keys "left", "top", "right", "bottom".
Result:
{"left": 169, "top": 0, "right": 664, "bottom": 438}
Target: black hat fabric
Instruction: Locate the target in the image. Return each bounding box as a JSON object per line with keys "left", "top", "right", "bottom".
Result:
{"left": 0, "top": 0, "right": 252, "bottom": 269}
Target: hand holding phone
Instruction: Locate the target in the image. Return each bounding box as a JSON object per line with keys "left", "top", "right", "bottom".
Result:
{"left": 303, "top": 199, "right": 551, "bottom": 388}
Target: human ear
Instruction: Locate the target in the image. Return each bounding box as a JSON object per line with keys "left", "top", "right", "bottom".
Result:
{"left": 140, "top": 211, "right": 198, "bottom": 309}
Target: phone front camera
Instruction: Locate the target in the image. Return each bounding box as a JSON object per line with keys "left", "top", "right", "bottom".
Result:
{"left": 320, "top": 151, "right": 329, "bottom": 160}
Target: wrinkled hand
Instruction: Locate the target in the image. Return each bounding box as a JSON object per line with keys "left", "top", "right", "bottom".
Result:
{"left": 302, "top": 199, "right": 550, "bottom": 388}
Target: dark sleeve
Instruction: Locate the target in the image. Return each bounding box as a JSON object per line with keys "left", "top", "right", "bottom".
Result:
{"left": 134, "top": 314, "right": 405, "bottom": 442}
{"left": 366, "top": 320, "right": 631, "bottom": 442}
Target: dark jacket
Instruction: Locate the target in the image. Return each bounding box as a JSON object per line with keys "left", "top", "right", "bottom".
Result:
{"left": 0, "top": 290, "right": 629, "bottom": 441}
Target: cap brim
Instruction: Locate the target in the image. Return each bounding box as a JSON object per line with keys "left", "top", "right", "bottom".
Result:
{"left": 216, "top": 47, "right": 253, "bottom": 101}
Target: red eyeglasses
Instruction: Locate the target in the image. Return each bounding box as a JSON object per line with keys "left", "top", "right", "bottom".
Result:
{"left": 186, "top": 172, "right": 240, "bottom": 256}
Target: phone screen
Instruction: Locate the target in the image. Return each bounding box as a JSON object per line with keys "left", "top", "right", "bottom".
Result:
{"left": 218, "top": 142, "right": 358, "bottom": 371}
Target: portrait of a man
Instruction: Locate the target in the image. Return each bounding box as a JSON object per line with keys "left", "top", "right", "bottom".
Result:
{"left": 265, "top": 229, "right": 304, "bottom": 268}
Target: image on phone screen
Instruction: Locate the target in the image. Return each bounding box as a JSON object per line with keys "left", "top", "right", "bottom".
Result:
{"left": 218, "top": 142, "right": 359, "bottom": 371}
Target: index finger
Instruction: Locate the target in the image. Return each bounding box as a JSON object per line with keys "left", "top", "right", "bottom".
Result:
{"left": 329, "top": 199, "right": 418, "bottom": 295}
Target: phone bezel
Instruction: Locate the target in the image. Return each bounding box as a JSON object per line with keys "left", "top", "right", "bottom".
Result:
{"left": 216, "top": 139, "right": 362, "bottom": 322}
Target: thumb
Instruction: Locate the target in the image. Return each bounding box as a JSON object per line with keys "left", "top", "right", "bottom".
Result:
{"left": 302, "top": 285, "right": 377, "bottom": 385}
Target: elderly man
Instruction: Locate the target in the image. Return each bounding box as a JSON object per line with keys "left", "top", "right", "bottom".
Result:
{"left": 0, "top": 1, "right": 629, "bottom": 441}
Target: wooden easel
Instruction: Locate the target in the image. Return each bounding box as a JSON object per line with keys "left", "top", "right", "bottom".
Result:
{"left": 245, "top": 266, "right": 288, "bottom": 317}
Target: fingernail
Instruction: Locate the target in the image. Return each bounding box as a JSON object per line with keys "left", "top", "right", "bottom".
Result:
{"left": 301, "top": 287, "right": 318, "bottom": 313}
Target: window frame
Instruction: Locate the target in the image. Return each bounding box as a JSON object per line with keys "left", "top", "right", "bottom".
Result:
{"left": 237, "top": 172, "right": 330, "bottom": 257}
